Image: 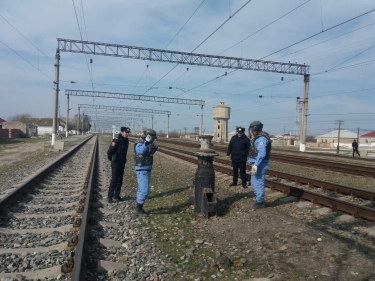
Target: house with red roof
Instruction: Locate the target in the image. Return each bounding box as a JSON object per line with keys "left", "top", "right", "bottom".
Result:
{"left": 360, "top": 131, "right": 375, "bottom": 145}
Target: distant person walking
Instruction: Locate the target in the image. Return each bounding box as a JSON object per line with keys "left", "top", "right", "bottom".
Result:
{"left": 352, "top": 139, "right": 360, "bottom": 157}
{"left": 226, "top": 126, "right": 250, "bottom": 188}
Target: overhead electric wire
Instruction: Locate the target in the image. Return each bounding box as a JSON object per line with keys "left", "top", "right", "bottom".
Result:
{"left": 260, "top": 7, "right": 375, "bottom": 60}
{"left": 71, "top": 0, "right": 94, "bottom": 90}
{"left": 0, "top": 14, "right": 54, "bottom": 63}
{"left": 218, "top": 0, "right": 311, "bottom": 55}
{"left": 146, "top": 0, "right": 253, "bottom": 94}
{"left": 173, "top": 7, "right": 375, "bottom": 100}
{"left": 0, "top": 38, "right": 53, "bottom": 81}
{"left": 164, "top": 0, "right": 206, "bottom": 50}
{"left": 273, "top": 21, "right": 375, "bottom": 61}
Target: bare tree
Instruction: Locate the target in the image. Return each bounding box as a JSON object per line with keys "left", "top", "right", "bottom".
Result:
{"left": 8, "top": 113, "right": 33, "bottom": 121}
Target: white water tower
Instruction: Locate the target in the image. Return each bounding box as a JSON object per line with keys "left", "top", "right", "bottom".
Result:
{"left": 213, "top": 102, "right": 230, "bottom": 142}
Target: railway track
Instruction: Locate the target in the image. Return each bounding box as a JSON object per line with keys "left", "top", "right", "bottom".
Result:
{"left": 0, "top": 136, "right": 97, "bottom": 280}
{"left": 156, "top": 138, "right": 375, "bottom": 178}
{"left": 157, "top": 145, "right": 375, "bottom": 222}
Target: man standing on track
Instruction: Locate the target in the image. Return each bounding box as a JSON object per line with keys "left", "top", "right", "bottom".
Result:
{"left": 134, "top": 129, "right": 158, "bottom": 217}
{"left": 248, "top": 121, "right": 271, "bottom": 210}
{"left": 226, "top": 126, "right": 250, "bottom": 188}
{"left": 107, "top": 127, "right": 130, "bottom": 203}
{"left": 352, "top": 139, "right": 360, "bottom": 157}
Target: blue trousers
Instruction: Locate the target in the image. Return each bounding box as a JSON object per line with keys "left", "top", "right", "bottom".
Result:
{"left": 250, "top": 162, "right": 269, "bottom": 203}
{"left": 136, "top": 170, "right": 151, "bottom": 204}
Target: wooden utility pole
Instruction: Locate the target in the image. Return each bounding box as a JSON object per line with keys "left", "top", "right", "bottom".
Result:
{"left": 335, "top": 120, "right": 344, "bottom": 154}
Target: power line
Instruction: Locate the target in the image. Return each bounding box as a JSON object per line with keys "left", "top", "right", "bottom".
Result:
{"left": 218, "top": 0, "right": 311, "bottom": 55}
{"left": 146, "top": 0, "right": 253, "bottom": 93}
{"left": 71, "top": 0, "right": 94, "bottom": 90}
{"left": 0, "top": 14, "right": 53, "bottom": 63}
{"left": 273, "top": 22, "right": 375, "bottom": 61}
{"left": 0, "top": 38, "right": 53, "bottom": 81}
{"left": 261, "top": 8, "right": 375, "bottom": 60}
{"left": 164, "top": 0, "right": 206, "bottom": 50}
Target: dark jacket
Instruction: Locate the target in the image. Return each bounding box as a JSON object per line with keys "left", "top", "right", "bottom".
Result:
{"left": 352, "top": 141, "right": 359, "bottom": 149}
{"left": 107, "top": 134, "right": 129, "bottom": 164}
{"left": 227, "top": 134, "right": 250, "bottom": 162}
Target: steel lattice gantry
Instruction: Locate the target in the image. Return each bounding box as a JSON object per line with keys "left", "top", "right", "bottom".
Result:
{"left": 54, "top": 38, "right": 311, "bottom": 151}
{"left": 57, "top": 38, "right": 309, "bottom": 75}
{"left": 66, "top": 89, "right": 204, "bottom": 138}
{"left": 78, "top": 104, "right": 170, "bottom": 130}
{"left": 66, "top": 89, "right": 204, "bottom": 106}
{"left": 81, "top": 110, "right": 153, "bottom": 119}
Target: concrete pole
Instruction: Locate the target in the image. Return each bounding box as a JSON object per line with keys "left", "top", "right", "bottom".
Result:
{"left": 200, "top": 105, "right": 204, "bottom": 135}
{"left": 167, "top": 114, "right": 170, "bottom": 138}
{"left": 81, "top": 113, "right": 84, "bottom": 134}
{"left": 78, "top": 107, "right": 80, "bottom": 135}
{"left": 152, "top": 116, "right": 154, "bottom": 129}
{"left": 336, "top": 122, "right": 342, "bottom": 154}
{"left": 299, "top": 74, "right": 310, "bottom": 152}
{"left": 51, "top": 50, "right": 60, "bottom": 146}
{"left": 65, "top": 95, "right": 69, "bottom": 138}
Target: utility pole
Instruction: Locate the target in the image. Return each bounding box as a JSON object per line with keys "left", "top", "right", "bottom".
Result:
{"left": 66, "top": 95, "right": 69, "bottom": 138}
{"left": 77, "top": 107, "right": 80, "bottom": 135}
{"left": 167, "top": 114, "right": 170, "bottom": 138}
{"left": 357, "top": 127, "right": 359, "bottom": 142}
{"left": 184, "top": 127, "right": 187, "bottom": 136}
{"left": 200, "top": 105, "right": 204, "bottom": 135}
{"left": 151, "top": 116, "right": 154, "bottom": 129}
{"left": 299, "top": 74, "right": 310, "bottom": 152}
{"left": 51, "top": 50, "right": 60, "bottom": 146}
{"left": 335, "top": 120, "right": 344, "bottom": 154}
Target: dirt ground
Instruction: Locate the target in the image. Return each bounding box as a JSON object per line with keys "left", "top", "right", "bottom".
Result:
{"left": 0, "top": 135, "right": 87, "bottom": 166}
{"left": 116, "top": 136, "right": 375, "bottom": 281}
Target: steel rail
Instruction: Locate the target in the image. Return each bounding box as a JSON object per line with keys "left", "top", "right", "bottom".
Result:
{"left": 0, "top": 136, "right": 94, "bottom": 215}
{"left": 72, "top": 136, "right": 98, "bottom": 281}
{"left": 155, "top": 138, "right": 375, "bottom": 178}
{"left": 160, "top": 144, "right": 375, "bottom": 201}
{"left": 157, "top": 146, "right": 375, "bottom": 221}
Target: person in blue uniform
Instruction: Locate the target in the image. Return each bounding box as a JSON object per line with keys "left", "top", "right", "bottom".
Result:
{"left": 226, "top": 126, "right": 250, "bottom": 188}
{"left": 134, "top": 129, "right": 158, "bottom": 216}
{"left": 107, "top": 126, "right": 130, "bottom": 203}
{"left": 352, "top": 139, "right": 360, "bottom": 157}
{"left": 247, "top": 121, "right": 271, "bottom": 210}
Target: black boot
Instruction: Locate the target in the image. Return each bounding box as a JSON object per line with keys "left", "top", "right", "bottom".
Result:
{"left": 242, "top": 182, "right": 248, "bottom": 189}
{"left": 229, "top": 182, "right": 237, "bottom": 187}
{"left": 107, "top": 197, "right": 114, "bottom": 203}
{"left": 113, "top": 195, "right": 126, "bottom": 202}
{"left": 135, "top": 204, "right": 148, "bottom": 217}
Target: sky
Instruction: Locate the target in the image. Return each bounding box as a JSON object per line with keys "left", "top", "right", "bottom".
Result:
{"left": 1, "top": 0, "right": 374, "bottom": 136}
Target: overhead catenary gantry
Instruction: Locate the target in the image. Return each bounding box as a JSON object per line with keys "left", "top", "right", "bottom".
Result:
{"left": 53, "top": 38, "right": 310, "bottom": 151}
{"left": 81, "top": 110, "right": 154, "bottom": 119}
{"left": 78, "top": 103, "right": 170, "bottom": 132}
{"left": 66, "top": 89, "right": 205, "bottom": 138}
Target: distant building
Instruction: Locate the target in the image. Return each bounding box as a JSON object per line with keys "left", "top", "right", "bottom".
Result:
{"left": 13, "top": 118, "right": 66, "bottom": 135}
{"left": 0, "top": 118, "right": 6, "bottom": 129}
{"left": 360, "top": 131, "right": 375, "bottom": 145}
{"left": 316, "top": 130, "right": 357, "bottom": 144}
{"left": 2, "top": 121, "right": 38, "bottom": 137}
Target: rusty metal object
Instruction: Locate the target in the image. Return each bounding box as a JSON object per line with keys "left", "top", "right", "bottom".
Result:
{"left": 76, "top": 206, "right": 84, "bottom": 213}
{"left": 68, "top": 235, "right": 79, "bottom": 247}
{"left": 73, "top": 217, "right": 82, "bottom": 227}
{"left": 61, "top": 252, "right": 75, "bottom": 273}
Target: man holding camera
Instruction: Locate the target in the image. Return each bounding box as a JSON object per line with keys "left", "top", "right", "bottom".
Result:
{"left": 134, "top": 129, "right": 158, "bottom": 216}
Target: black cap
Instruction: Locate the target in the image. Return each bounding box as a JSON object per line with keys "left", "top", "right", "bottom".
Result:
{"left": 236, "top": 127, "right": 245, "bottom": 133}
{"left": 121, "top": 127, "right": 130, "bottom": 133}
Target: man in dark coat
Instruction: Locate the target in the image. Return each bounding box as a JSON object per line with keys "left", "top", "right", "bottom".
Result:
{"left": 107, "top": 126, "right": 130, "bottom": 203}
{"left": 226, "top": 126, "right": 250, "bottom": 188}
{"left": 352, "top": 139, "right": 360, "bottom": 157}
